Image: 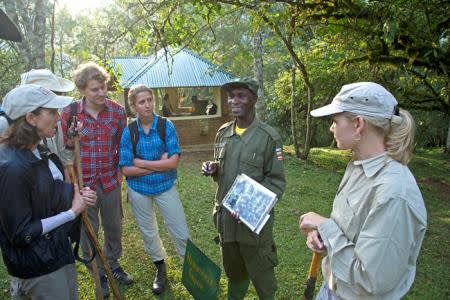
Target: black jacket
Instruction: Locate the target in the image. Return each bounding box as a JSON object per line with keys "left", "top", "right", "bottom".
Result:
{"left": 0, "top": 144, "right": 76, "bottom": 279}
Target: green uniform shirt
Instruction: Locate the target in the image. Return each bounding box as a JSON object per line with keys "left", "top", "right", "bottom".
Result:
{"left": 212, "top": 117, "right": 286, "bottom": 245}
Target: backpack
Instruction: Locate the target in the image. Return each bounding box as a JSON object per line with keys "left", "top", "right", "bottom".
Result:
{"left": 128, "top": 116, "right": 167, "bottom": 158}
{"left": 66, "top": 101, "right": 78, "bottom": 130}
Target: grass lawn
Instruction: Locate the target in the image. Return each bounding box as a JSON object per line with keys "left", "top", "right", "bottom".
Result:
{"left": 0, "top": 147, "right": 449, "bottom": 299}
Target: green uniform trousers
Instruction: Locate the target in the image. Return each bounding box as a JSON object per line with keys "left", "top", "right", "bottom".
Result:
{"left": 222, "top": 242, "right": 277, "bottom": 300}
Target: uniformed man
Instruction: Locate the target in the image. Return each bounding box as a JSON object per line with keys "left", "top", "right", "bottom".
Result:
{"left": 202, "top": 77, "right": 286, "bottom": 300}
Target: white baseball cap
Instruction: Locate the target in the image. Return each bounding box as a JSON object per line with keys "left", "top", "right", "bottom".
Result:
{"left": 3, "top": 84, "right": 73, "bottom": 120}
{"left": 311, "top": 82, "right": 398, "bottom": 119}
{"left": 20, "top": 69, "right": 75, "bottom": 93}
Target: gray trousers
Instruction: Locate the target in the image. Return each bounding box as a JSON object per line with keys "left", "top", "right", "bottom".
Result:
{"left": 10, "top": 263, "right": 77, "bottom": 300}
{"left": 81, "top": 184, "right": 123, "bottom": 277}
{"left": 127, "top": 185, "right": 189, "bottom": 261}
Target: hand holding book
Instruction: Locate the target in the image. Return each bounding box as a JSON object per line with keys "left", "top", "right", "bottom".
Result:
{"left": 222, "top": 174, "right": 278, "bottom": 234}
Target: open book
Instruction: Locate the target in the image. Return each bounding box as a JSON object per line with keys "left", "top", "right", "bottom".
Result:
{"left": 222, "top": 174, "right": 278, "bottom": 234}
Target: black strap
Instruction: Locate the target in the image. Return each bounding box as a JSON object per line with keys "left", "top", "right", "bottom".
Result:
{"left": 129, "top": 116, "right": 167, "bottom": 158}
{"left": 129, "top": 120, "right": 139, "bottom": 158}
{"left": 73, "top": 227, "right": 96, "bottom": 265}
{"left": 67, "top": 102, "right": 78, "bottom": 132}
{"left": 0, "top": 111, "right": 13, "bottom": 125}
{"left": 157, "top": 116, "right": 167, "bottom": 149}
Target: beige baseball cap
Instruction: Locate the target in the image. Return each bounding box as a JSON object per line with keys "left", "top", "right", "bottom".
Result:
{"left": 3, "top": 84, "right": 73, "bottom": 120}
{"left": 20, "top": 69, "right": 75, "bottom": 93}
{"left": 311, "top": 82, "right": 398, "bottom": 119}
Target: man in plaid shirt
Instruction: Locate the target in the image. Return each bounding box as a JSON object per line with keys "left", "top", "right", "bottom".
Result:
{"left": 61, "top": 62, "right": 130, "bottom": 298}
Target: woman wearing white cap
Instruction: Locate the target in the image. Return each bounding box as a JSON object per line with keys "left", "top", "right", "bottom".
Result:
{"left": 299, "top": 82, "right": 427, "bottom": 299}
{"left": 0, "top": 84, "right": 96, "bottom": 299}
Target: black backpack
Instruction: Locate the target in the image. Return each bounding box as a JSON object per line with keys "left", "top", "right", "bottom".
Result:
{"left": 128, "top": 116, "right": 167, "bottom": 158}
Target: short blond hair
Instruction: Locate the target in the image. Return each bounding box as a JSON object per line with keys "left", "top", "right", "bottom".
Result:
{"left": 127, "top": 85, "right": 154, "bottom": 113}
{"left": 73, "top": 62, "right": 110, "bottom": 90}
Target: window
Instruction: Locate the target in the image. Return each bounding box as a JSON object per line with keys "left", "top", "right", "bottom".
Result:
{"left": 155, "top": 87, "right": 219, "bottom": 118}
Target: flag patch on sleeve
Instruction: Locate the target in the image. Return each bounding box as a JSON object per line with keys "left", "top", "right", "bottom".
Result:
{"left": 276, "top": 147, "right": 283, "bottom": 161}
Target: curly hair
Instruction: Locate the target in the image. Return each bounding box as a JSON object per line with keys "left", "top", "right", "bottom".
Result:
{"left": 73, "top": 62, "right": 110, "bottom": 90}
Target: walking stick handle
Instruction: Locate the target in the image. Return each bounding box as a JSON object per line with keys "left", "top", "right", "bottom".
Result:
{"left": 308, "top": 252, "right": 321, "bottom": 278}
{"left": 303, "top": 252, "right": 321, "bottom": 300}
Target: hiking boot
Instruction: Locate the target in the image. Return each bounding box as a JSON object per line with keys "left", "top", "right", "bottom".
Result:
{"left": 112, "top": 266, "right": 133, "bottom": 285}
{"left": 100, "top": 275, "right": 109, "bottom": 299}
{"left": 152, "top": 262, "right": 167, "bottom": 295}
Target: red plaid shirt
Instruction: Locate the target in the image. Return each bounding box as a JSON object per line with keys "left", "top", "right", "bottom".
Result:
{"left": 61, "top": 98, "right": 127, "bottom": 192}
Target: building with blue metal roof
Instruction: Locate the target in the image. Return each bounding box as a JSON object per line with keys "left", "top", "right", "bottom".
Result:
{"left": 110, "top": 47, "right": 236, "bottom": 150}
{"left": 111, "top": 47, "right": 236, "bottom": 88}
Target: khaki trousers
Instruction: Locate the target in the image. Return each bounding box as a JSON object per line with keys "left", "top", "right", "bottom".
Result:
{"left": 127, "top": 185, "right": 189, "bottom": 261}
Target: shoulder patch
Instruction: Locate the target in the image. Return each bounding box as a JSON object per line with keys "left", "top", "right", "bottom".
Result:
{"left": 259, "top": 123, "right": 282, "bottom": 141}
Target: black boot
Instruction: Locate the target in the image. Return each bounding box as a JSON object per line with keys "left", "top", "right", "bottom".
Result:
{"left": 100, "top": 275, "right": 110, "bottom": 299}
{"left": 152, "top": 260, "right": 167, "bottom": 295}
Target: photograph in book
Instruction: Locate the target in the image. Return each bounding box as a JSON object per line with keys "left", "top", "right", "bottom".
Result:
{"left": 222, "top": 174, "right": 277, "bottom": 234}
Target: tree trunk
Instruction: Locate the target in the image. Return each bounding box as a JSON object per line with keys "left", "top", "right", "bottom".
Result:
{"left": 300, "top": 85, "right": 313, "bottom": 160}
{"left": 50, "top": 0, "right": 56, "bottom": 72}
{"left": 3, "top": 0, "right": 48, "bottom": 70}
{"left": 252, "top": 29, "right": 265, "bottom": 121}
{"left": 59, "top": 24, "right": 65, "bottom": 76}
{"left": 445, "top": 118, "right": 450, "bottom": 154}
{"left": 31, "top": 0, "right": 47, "bottom": 69}
{"left": 291, "top": 64, "right": 300, "bottom": 157}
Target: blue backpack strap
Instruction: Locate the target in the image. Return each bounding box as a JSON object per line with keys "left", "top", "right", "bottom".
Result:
{"left": 129, "top": 120, "right": 139, "bottom": 158}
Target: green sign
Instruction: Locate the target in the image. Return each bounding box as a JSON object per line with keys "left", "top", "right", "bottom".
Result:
{"left": 182, "top": 239, "right": 221, "bottom": 299}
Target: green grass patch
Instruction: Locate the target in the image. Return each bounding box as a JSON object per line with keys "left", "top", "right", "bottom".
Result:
{"left": 0, "top": 148, "right": 448, "bottom": 299}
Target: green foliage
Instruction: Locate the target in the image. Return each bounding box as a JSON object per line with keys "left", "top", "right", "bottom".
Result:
{"left": 0, "top": 48, "right": 23, "bottom": 96}
{"left": 411, "top": 110, "right": 448, "bottom": 148}
{"left": 0, "top": 0, "right": 448, "bottom": 149}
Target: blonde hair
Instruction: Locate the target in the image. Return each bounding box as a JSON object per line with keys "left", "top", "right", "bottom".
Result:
{"left": 127, "top": 85, "right": 154, "bottom": 114}
{"left": 73, "top": 62, "right": 110, "bottom": 90}
{"left": 344, "top": 109, "right": 416, "bottom": 165}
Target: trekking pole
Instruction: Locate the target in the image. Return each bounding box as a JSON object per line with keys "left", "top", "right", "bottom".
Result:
{"left": 72, "top": 134, "right": 124, "bottom": 300}
{"left": 66, "top": 164, "right": 103, "bottom": 300}
{"left": 303, "top": 252, "right": 321, "bottom": 300}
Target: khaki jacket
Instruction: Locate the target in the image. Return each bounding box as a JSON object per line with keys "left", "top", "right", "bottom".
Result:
{"left": 319, "top": 153, "right": 427, "bottom": 300}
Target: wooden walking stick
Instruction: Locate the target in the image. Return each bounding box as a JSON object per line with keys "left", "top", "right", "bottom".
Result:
{"left": 69, "top": 125, "right": 124, "bottom": 300}
{"left": 66, "top": 164, "right": 104, "bottom": 300}
{"left": 303, "top": 252, "right": 321, "bottom": 300}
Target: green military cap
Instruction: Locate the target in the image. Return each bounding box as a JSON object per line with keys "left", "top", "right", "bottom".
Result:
{"left": 222, "top": 77, "right": 259, "bottom": 96}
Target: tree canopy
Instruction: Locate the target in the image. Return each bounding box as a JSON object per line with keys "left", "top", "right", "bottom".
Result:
{"left": 0, "top": 0, "right": 449, "bottom": 152}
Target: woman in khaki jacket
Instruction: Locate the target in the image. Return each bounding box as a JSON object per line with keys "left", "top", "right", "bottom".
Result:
{"left": 299, "top": 82, "right": 427, "bottom": 300}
